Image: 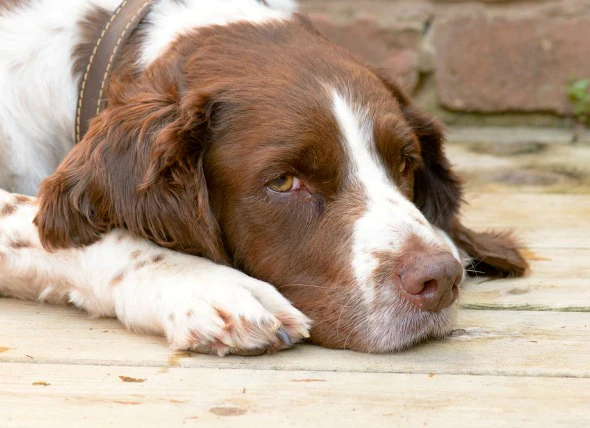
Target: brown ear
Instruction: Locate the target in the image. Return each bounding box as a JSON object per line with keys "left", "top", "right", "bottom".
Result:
{"left": 376, "top": 71, "right": 528, "bottom": 277}
{"left": 403, "top": 106, "right": 463, "bottom": 231}
{"left": 375, "top": 72, "right": 462, "bottom": 230}
{"left": 35, "top": 68, "right": 227, "bottom": 263}
{"left": 451, "top": 222, "right": 528, "bottom": 278}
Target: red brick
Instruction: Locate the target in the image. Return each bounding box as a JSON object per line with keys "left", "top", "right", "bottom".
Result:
{"left": 433, "top": 16, "right": 590, "bottom": 114}
{"left": 309, "top": 14, "right": 422, "bottom": 92}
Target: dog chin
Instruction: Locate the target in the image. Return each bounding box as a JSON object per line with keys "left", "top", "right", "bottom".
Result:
{"left": 360, "top": 305, "right": 458, "bottom": 353}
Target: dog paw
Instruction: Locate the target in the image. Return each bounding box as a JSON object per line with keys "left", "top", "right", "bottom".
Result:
{"left": 161, "top": 274, "right": 311, "bottom": 356}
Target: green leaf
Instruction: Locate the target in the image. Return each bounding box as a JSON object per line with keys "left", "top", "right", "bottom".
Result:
{"left": 566, "top": 79, "right": 590, "bottom": 123}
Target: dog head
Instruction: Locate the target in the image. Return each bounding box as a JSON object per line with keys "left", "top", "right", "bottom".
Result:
{"left": 35, "top": 15, "right": 527, "bottom": 352}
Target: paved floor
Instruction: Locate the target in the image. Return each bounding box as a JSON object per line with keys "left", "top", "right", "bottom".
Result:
{"left": 1, "top": 128, "right": 589, "bottom": 427}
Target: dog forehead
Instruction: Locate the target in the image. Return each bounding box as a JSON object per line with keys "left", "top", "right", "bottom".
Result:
{"left": 205, "top": 87, "right": 340, "bottom": 174}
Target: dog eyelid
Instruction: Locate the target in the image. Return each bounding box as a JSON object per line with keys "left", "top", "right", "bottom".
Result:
{"left": 266, "top": 175, "right": 302, "bottom": 193}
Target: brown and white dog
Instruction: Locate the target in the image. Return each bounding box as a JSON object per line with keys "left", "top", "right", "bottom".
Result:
{"left": 0, "top": 0, "right": 527, "bottom": 355}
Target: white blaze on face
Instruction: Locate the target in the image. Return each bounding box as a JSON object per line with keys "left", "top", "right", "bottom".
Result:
{"left": 330, "top": 89, "right": 446, "bottom": 296}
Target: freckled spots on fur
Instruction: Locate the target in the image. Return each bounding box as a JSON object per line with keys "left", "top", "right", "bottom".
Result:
{"left": 168, "top": 313, "right": 175, "bottom": 322}
{"left": 131, "top": 250, "right": 141, "bottom": 260}
{"left": 414, "top": 217, "right": 427, "bottom": 226}
{"left": 110, "top": 270, "right": 126, "bottom": 286}
{"left": 10, "top": 239, "right": 32, "bottom": 249}
{"left": 135, "top": 260, "right": 147, "bottom": 270}
{"left": 14, "top": 195, "right": 32, "bottom": 204}
{"left": 214, "top": 307, "right": 232, "bottom": 324}
{"left": 186, "top": 310, "right": 194, "bottom": 318}
{"left": 0, "top": 203, "right": 16, "bottom": 217}
{"left": 215, "top": 307, "right": 235, "bottom": 331}
{"left": 151, "top": 254, "right": 165, "bottom": 263}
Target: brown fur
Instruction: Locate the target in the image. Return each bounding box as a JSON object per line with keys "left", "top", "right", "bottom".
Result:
{"left": 130, "top": 250, "right": 141, "bottom": 260}
{"left": 451, "top": 222, "right": 528, "bottom": 277}
{"left": 135, "top": 260, "right": 147, "bottom": 270}
{"left": 0, "top": 203, "right": 16, "bottom": 217}
{"left": 151, "top": 254, "right": 165, "bottom": 264}
{"left": 10, "top": 239, "right": 32, "bottom": 249}
{"left": 109, "top": 270, "right": 126, "bottom": 287}
{"left": 14, "top": 194, "right": 32, "bottom": 204}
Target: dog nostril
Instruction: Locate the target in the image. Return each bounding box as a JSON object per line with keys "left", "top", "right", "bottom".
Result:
{"left": 419, "top": 279, "right": 439, "bottom": 298}
{"left": 402, "top": 277, "right": 430, "bottom": 295}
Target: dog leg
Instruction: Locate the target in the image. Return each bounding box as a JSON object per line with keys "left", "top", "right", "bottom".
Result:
{"left": 0, "top": 189, "right": 310, "bottom": 355}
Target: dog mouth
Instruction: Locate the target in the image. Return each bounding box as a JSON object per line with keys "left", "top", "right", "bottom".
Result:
{"left": 356, "top": 274, "right": 461, "bottom": 353}
{"left": 360, "top": 305, "right": 458, "bottom": 353}
{"left": 304, "top": 291, "right": 459, "bottom": 353}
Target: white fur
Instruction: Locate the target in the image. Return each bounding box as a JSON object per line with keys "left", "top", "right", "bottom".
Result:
{"left": 0, "top": 189, "right": 310, "bottom": 355}
{"left": 0, "top": 0, "right": 292, "bottom": 195}
{"left": 330, "top": 89, "right": 462, "bottom": 294}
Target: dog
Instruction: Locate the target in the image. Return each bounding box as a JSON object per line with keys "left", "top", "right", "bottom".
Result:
{"left": 0, "top": 0, "right": 527, "bottom": 355}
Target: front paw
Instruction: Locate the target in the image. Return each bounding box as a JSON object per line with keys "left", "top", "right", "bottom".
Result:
{"left": 162, "top": 279, "right": 311, "bottom": 356}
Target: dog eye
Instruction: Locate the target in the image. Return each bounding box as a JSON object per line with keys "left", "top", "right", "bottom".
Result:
{"left": 267, "top": 175, "right": 300, "bottom": 192}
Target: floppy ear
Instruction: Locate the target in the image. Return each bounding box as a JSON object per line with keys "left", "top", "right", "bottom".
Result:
{"left": 451, "top": 221, "right": 528, "bottom": 277}
{"left": 34, "top": 68, "right": 227, "bottom": 263}
{"left": 403, "top": 105, "right": 463, "bottom": 231}
{"left": 376, "top": 72, "right": 528, "bottom": 277}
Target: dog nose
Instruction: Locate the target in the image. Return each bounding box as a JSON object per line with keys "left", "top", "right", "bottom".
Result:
{"left": 399, "top": 253, "right": 463, "bottom": 312}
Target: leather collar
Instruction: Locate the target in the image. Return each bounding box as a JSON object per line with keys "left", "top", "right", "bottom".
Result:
{"left": 76, "top": 0, "right": 153, "bottom": 143}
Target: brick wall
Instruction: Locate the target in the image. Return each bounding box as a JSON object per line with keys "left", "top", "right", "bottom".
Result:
{"left": 299, "top": 0, "right": 590, "bottom": 127}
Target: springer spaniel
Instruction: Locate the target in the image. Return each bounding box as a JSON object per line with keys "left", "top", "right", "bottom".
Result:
{"left": 0, "top": 0, "right": 527, "bottom": 355}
